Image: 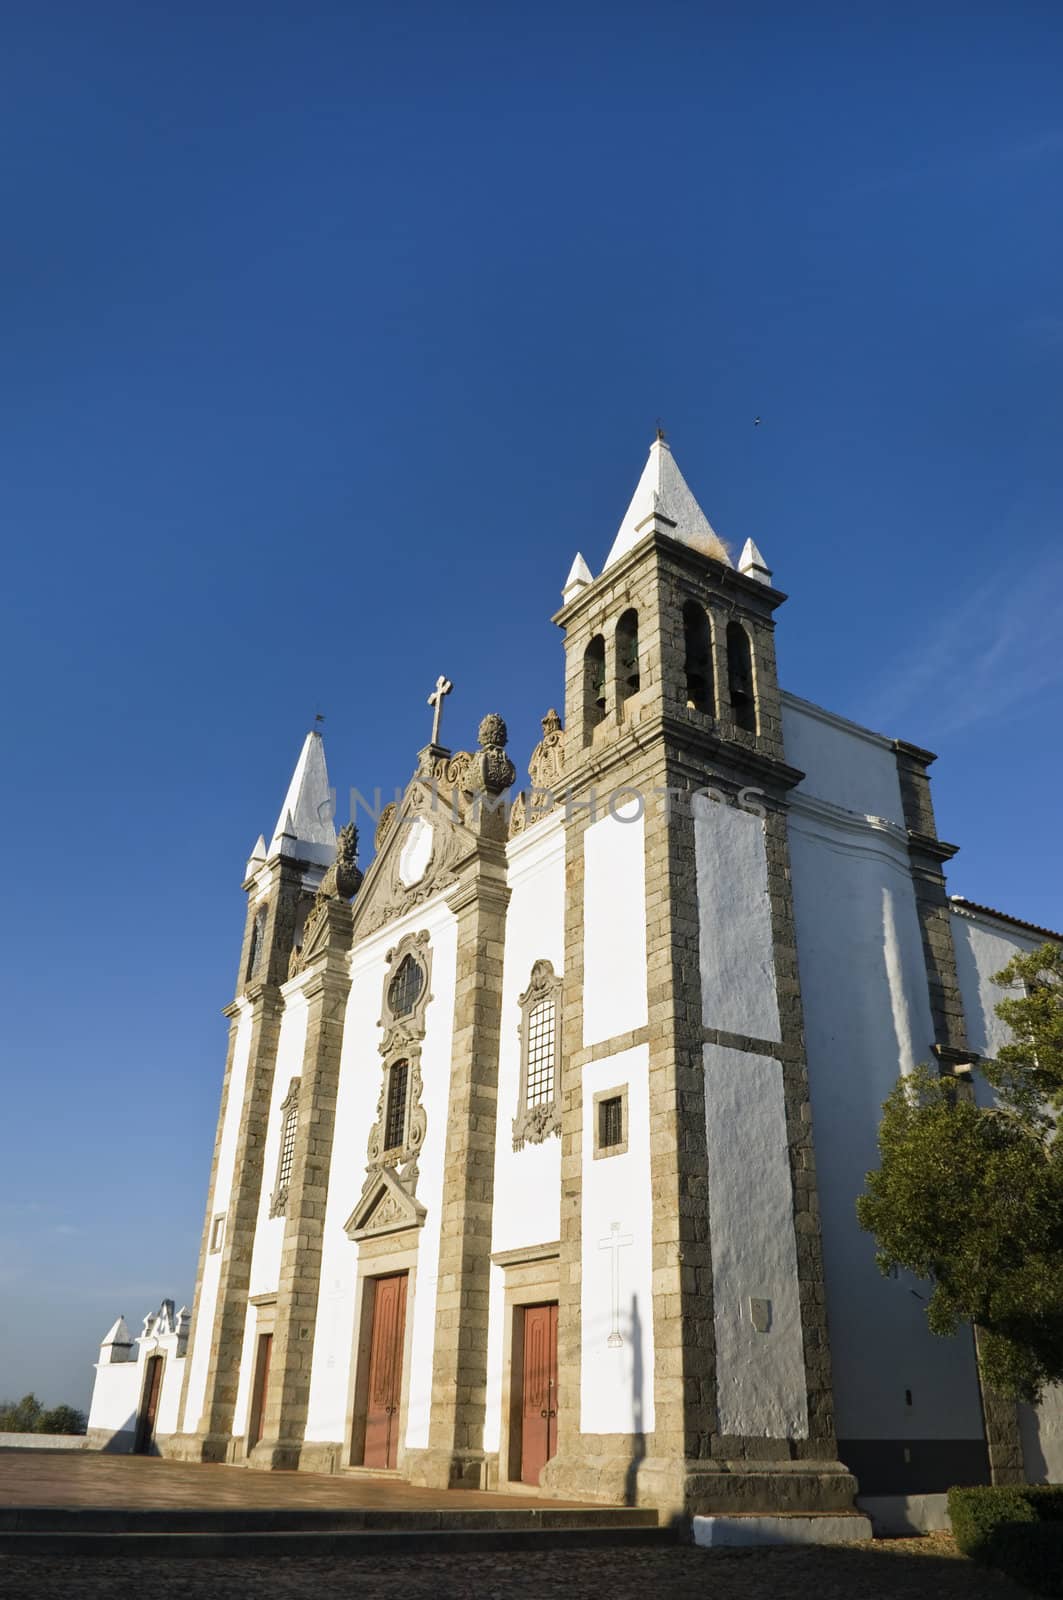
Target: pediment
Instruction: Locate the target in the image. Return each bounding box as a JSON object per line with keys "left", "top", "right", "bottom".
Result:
{"left": 350, "top": 772, "right": 479, "bottom": 941}
{"left": 344, "top": 1167, "right": 427, "bottom": 1241}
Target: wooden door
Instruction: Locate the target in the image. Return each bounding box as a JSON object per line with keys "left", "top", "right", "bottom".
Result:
{"left": 520, "top": 1302, "right": 558, "bottom": 1485}
{"left": 134, "top": 1355, "right": 164, "bottom": 1454}
{"left": 247, "top": 1331, "right": 273, "bottom": 1450}
{"left": 362, "top": 1274, "right": 407, "bottom": 1469}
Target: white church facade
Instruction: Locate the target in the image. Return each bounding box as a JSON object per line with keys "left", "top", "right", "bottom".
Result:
{"left": 88, "top": 436, "right": 1063, "bottom": 1515}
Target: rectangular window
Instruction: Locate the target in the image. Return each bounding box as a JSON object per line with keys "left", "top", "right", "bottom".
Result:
{"left": 277, "top": 1106, "right": 298, "bottom": 1190}
{"left": 592, "top": 1083, "right": 629, "bottom": 1160}
{"left": 599, "top": 1095, "right": 623, "bottom": 1149}
{"left": 525, "top": 998, "right": 556, "bottom": 1108}
{"left": 384, "top": 1060, "right": 409, "bottom": 1151}
{"left": 209, "top": 1213, "right": 226, "bottom": 1254}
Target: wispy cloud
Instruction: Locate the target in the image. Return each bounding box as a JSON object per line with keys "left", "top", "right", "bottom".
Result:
{"left": 861, "top": 549, "right": 1063, "bottom": 740}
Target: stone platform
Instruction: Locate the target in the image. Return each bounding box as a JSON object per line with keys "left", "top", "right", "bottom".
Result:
{"left": 0, "top": 1450, "right": 666, "bottom": 1557}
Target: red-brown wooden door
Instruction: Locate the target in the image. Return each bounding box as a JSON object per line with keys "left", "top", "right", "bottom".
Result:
{"left": 247, "top": 1332, "right": 273, "bottom": 1450}
{"left": 362, "top": 1274, "right": 407, "bottom": 1469}
{"left": 134, "top": 1355, "right": 164, "bottom": 1454}
{"left": 520, "top": 1302, "right": 558, "bottom": 1485}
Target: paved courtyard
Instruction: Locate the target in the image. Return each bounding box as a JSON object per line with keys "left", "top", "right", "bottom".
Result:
{"left": 0, "top": 1539, "right": 1031, "bottom": 1600}
{"left": 0, "top": 1448, "right": 583, "bottom": 1512}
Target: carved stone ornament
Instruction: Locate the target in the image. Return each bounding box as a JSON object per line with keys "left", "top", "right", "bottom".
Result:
{"left": 375, "top": 802, "right": 397, "bottom": 854}
{"left": 475, "top": 713, "right": 517, "bottom": 796}
{"left": 512, "top": 958, "right": 563, "bottom": 1152}
{"left": 354, "top": 782, "right": 465, "bottom": 939}
{"left": 344, "top": 1165, "right": 427, "bottom": 1242}
{"left": 288, "top": 824, "right": 361, "bottom": 977}
{"left": 508, "top": 710, "right": 565, "bottom": 839}
{"left": 268, "top": 1076, "right": 301, "bottom": 1219}
{"left": 362, "top": 931, "right": 432, "bottom": 1196}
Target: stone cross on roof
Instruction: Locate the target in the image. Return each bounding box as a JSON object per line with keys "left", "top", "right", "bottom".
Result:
{"left": 427, "top": 674, "right": 453, "bottom": 748}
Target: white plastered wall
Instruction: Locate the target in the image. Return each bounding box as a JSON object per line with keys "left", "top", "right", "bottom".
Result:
{"left": 580, "top": 1045, "right": 655, "bottom": 1436}
{"left": 693, "top": 794, "right": 781, "bottom": 1042}
{"left": 952, "top": 904, "right": 1063, "bottom": 1485}
{"left": 582, "top": 802, "right": 647, "bottom": 1047}
{"left": 483, "top": 813, "right": 565, "bottom": 1455}
{"left": 783, "top": 697, "right": 986, "bottom": 1449}
{"left": 302, "top": 897, "right": 458, "bottom": 1452}
{"left": 87, "top": 1359, "right": 141, "bottom": 1441}
{"left": 704, "top": 1044, "right": 807, "bottom": 1437}
{"left": 181, "top": 1001, "right": 254, "bottom": 1432}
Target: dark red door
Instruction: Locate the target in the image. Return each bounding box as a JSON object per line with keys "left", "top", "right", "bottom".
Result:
{"left": 363, "top": 1274, "right": 407, "bottom": 1469}
{"left": 134, "top": 1355, "right": 164, "bottom": 1454}
{"left": 247, "top": 1332, "right": 273, "bottom": 1449}
{"left": 520, "top": 1302, "right": 558, "bottom": 1485}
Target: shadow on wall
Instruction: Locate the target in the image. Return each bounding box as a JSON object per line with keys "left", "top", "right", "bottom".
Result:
{"left": 625, "top": 1293, "right": 646, "bottom": 1507}
{"left": 88, "top": 1415, "right": 140, "bottom": 1453}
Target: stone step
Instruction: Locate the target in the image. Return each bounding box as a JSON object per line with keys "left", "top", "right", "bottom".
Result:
{"left": 0, "top": 1523, "right": 674, "bottom": 1559}
{"left": 0, "top": 1504, "right": 659, "bottom": 1533}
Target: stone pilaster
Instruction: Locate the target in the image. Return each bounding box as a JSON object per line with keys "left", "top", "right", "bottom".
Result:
{"left": 249, "top": 900, "right": 353, "bottom": 1470}
{"left": 893, "top": 740, "right": 1024, "bottom": 1484}
{"left": 406, "top": 826, "right": 511, "bottom": 1490}
{"left": 170, "top": 855, "right": 311, "bottom": 1460}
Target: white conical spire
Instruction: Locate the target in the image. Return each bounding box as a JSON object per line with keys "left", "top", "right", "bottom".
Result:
{"left": 562, "top": 551, "right": 593, "bottom": 603}
{"left": 603, "top": 435, "right": 730, "bottom": 571}
{"left": 738, "top": 537, "right": 772, "bottom": 585}
{"left": 267, "top": 731, "right": 337, "bottom": 867}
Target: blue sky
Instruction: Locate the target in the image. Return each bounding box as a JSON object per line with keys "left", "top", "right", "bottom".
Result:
{"left": 1, "top": 1, "right": 1061, "bottom": 1409}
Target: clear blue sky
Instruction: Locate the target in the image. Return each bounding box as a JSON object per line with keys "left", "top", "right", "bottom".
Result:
{"left": 2, "top": 2, "right": 1061, "bottom": 1410}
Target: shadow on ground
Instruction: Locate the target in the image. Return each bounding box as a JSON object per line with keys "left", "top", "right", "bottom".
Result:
{"left": 0, "top": 1537, "right": 1034, "bottom": 1600}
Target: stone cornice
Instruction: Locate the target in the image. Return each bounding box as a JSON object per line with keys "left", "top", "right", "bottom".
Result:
{"left": 491, "top": 1241, "right": 561, "bottom": 1268}
{"left": 561, "top": 710, "right": 805, "bottom": 799}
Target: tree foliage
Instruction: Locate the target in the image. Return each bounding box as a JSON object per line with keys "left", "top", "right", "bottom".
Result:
{"left": 857, "top": 942, "right": 1063, "bottom": 1403}
{"left": 0, "top": 1393, "right": 86, "bottom": 1435}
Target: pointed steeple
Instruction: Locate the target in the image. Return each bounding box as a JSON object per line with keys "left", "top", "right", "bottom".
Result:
{"left": 603, "top": 435, "right": 730, "bottom": 571}
{"left": 738, "top": 537, "right": 773, "bottom": 585}
{"left": 562, "top": 551, "right": 593, "bottom": 604}
{"left": 98, "top": 1316, "right": 135, "bottom": 1364}
{"left": 266, "top": 731, "right": 337, "bottom": 867}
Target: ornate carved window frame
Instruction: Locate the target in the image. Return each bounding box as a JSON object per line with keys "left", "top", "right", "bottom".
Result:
{"left": 269, "top": 1077, "right": 301, "bottom": 1219}
{"left": 365, "top": 932, "right": 433, "bottom": 1183}
{"left": 512, "top": 959, "right": 562, "bottom": 1151}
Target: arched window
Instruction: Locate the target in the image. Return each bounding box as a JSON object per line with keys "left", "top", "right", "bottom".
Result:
{"left": 615, "top": 609, "right": 640, "bottom": 707}
{"left": 683, "top": 601, "right": 713, "bottom": 714}
{"left": 726, "top": 621, "right": 757, "bottom": 733}
{"left": 384, "top": 1060, "right": 409, "bottom": 1153}
{"left": 583, "top": 635, "right": 606, "bottom": 731}
{"left": 387, "top": 954, "right": 425, "bottom": 1018}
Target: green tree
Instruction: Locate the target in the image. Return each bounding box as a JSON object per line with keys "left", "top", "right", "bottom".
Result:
{"left": 0, "top": 1393, "right": 86, "bottom": 1435}
{"left": 857, "top": 943, "right": 1063, "bottom": 1403}
{"left": 0, "top": 1394, "right": 44, "bottom": 1433}
{"left": 38, "top": 1404, "right": 87, "bottom": 1435}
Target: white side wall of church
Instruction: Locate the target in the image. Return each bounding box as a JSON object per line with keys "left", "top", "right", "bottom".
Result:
{"left": 582, "top": 805, "right": 647, "bottom": 1047}
{"left": 693, "top": 795, "right": 780, "bottom": 1042}
{"left": 302, "top": 899, "right": 458, "bottom": 1451}
{"left": 580, "top": 1045, "right": 655, "bottom": 1436}
{"left": 182, "top": 1002, "right": 254, "bottom": 1432}
{"left": 952, "top": 906, "right": 1063, "bottom": 1485}
{"left": 87, "top": 1361, "right": 141, "bottom": 1439}
{"left": 782, "top": 695, "right": 905, "bottom": 824}
{"left": 704, "top": 1044, "right": 807, "bottom": 1437}
{"left": 787, "top": 785, "right": 986, "bottom": 1446}
{"left": 483, "top": 814, "right": 565, "bottom": 1456}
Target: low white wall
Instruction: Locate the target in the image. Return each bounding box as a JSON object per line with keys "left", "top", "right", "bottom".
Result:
{"left": 0, "top": 1433, "right": 87, "bottom": 1450}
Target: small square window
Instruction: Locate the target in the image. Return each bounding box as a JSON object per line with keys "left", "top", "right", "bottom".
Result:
{"left": 592, "top": 1084, "right": 629, "bottom": 1160}
{"left": 209, "top": 1214, "right": 226, "bottom": 1254}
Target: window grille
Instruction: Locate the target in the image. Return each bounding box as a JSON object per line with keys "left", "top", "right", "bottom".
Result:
{"left": 387, "top": 955, "right": 425, "bottom": 1018}
{"left": 525, "top": 998, "right": 556, "bottom": 1108}
{"left": 599, "top": 1095, "right": 623, "bottom": 1150}
{"left": 384, "top": 1061, "right": 409, "bottom": 1151}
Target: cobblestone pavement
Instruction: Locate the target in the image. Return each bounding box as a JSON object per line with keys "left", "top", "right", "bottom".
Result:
{"left": 0, "top": 1538, "right": 1031, "bottom": 1600}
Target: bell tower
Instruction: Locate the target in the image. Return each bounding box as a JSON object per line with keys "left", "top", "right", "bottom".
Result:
{"left": 543, "top": 435, "right": 856, "bottom": 1518}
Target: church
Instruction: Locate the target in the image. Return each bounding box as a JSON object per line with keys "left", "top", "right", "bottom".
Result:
{"left": 87, "top": 435, "right": 1063, "bottom": 1517}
